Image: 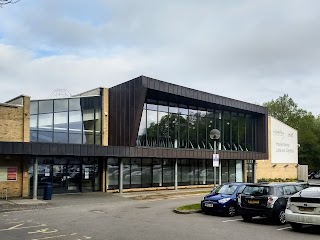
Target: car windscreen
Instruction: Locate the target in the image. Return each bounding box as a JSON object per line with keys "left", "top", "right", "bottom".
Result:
{"left": 242, "top": 186, "right": 273, "bottom": 196}
{"left": 214, "top": 184, "right": 238, "bottom": 195}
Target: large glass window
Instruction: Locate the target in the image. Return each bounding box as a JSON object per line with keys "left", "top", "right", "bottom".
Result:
{"left": 131, "top": 158, "right": 142, "bottom": 188}
{"left": 147, "top": 109, "right": 157, "bottom": 147}
{"left": 179, "top": 105, "right": 188, "bottom": 148}
{"left": 30, "top": 96, "right": 102, "bottom": 145}
{"left": 142, "top": 158, "right": 152, "bottom": 188}
{"left": 123, "top": 158, "right": 130, "bottom": 189}
{"left": 198, "top": 109, "right": 207, "bottom": 149}
{"left": 38, "top": 113, "right": 53, "bottom": 131}
{"left": 231, "top": 113, "right": 238, "bottom": 151}
{"left": 223, "top": 112, "right": 231, "bottom": 150}
{"left": 158, "top": 105, "right": 168, "bottom": 148}
{"left": 107, "top": 158, "right": 119, "bottom": 190}
{"left": 152, "top": 159, "right": 162, "bottom": 187}
{"left": 162, "top": 159, "right": 174, "bottom": 186}
{"left": 238, "top": 114, "right": 246, "bottom": 151}
{"left": 39, "top": 100, "right": 53, "bottom": 114}
{"left": 246, "top": 115, "right": 253, "bottom": 151}
{"left": 137, "top": 109, "right": 147, "bottom": 146}
{"left": 54, "top": 99, "right": 68, "bottom": 112}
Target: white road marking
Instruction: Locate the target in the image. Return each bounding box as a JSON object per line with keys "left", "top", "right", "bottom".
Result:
{"left": 222, "top": 219, "right": 243, "bottom": 222}
{"left": 32, "top": 234, "right": 67, "bottom": 240}
{"left": 277, "top": 226, "right": 291, "bottom": 231}
{"left": 0, "top": 224, "right": 47, "bottom": 232}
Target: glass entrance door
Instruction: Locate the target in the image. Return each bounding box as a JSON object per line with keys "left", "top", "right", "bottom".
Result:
{"left": 52, "top": 164, "right": 81, "bottom": 193}
{"left": 82, "top": 164, "right": 94, "bottom": 192}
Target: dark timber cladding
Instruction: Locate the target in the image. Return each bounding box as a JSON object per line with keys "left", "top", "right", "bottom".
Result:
{"left": 0, "top": 142, "right": 266, "bottom": 160}
{"left": 108, "top": 75, "right": 268, "bottom": 159}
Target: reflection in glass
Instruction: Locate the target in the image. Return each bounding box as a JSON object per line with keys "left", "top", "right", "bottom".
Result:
{"left": 54, "top": 99, "right": 68, "bottom": 112}
{"left": 69, "top": 98, "right": 81, "bottom": 111}
{"left": 54, "top": 112, "right": 68, "bottom": 132}
{"left": 30, "top": 130, "right": 37, "bottom": 142}
{"left": 83, "top": 134, "right": 94, "bottom": 144}
{"left": 107, "top": 158, "right": 119, "bottom": 190}
{"left": 69, "top": 111, "right": 82, "bottom": 133}
{"left": 198, "top": 110, "right": 207, "bottom": 149}
{"left": 158, "top": 111, "right": 168, "bottom": 147}
{"left": 239, "top": 114, "right": 246, "bottom": 151}
{"left": 229, "top": 160, "right": 236, "bottom": 182}
{"left": 180, "top": 159, "right": 190, "bottom": 185}
{"left": 30, "top": 101, "right": 38, "bottom": 115}
{"left": 38, "top": 131, "right": 53, "bottom": 142}
{"left": 95, "top": 109, "right": 101, "bottom": 133}
{"left": 131, "top": 158, "right": 142, "bottom": 188}
{"left": 147, "top": 110, "right": 157, "bottom": 147}
{"left": 83, "top": 109, "right": 94, "bottom": 133}
{"left": 137, "top": 109, "right": 147, "bottom": 146}
{"left": 221, "top": 161, "right": 228, "bottom": 183}
{"left": 69, "top": 133, "right": 82, "bottom": 144}
{"left": 246, "top": 116, "right": 253, "bottom": 151}
{"left": 54, "top": 132, "right": 68, "bottom": 143}
{"left": 142, "top": 158, "right": 152, "bottom": 188}
{"left": 30, "top": 115, "right": 38, "bottom": 130}
{"left": 231, "top": 113, "right": 238, "bottom": 151}
{"left": 123, "top": 158, "right": 130, "bottom": 189}
{"left": 39, "top": 113, "right": 53, "bottom": 131}
{"left": 152, "top": 159, "right": 162, "bottom": 187}
{"left": 223, "top": 112, "right": 231, "bottom": 150}
{"left": 162, "top": 159, "right": 174, "bottom": 186}
{"left": 39, "top": 100, "right": 53, "bottom": 114}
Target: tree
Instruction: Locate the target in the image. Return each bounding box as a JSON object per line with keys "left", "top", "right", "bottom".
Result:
{"left": 0, "top": 0, "right": 20, "bottom": 7}
{"left": 263, "top": 94, "right": 307, "bottom": 129}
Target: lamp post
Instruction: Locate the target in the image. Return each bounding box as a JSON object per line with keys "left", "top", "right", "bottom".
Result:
{"left": 210, "top": 129, "right": 220, "bottom": 187}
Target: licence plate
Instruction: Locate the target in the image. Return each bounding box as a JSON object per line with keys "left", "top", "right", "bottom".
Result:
{"left": 299, "top": 207, "right": 314, "bottom": 212}
{"left": 205, "top": 203, "right": 213, "bottom": 207}
{"left": 247, "top": 200, "right": 259, "bottom": 204}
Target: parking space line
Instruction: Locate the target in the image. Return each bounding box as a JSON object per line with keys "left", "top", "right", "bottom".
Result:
{"left": 277, "top": 226, "right": 291, "bottom": 231}
{"left": 222, "top": 219, "right": 243, "bottom": 223}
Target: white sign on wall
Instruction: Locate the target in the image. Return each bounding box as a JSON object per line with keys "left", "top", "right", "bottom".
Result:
{"left": 270, "top": 117, "right": 298, "bottom": 164}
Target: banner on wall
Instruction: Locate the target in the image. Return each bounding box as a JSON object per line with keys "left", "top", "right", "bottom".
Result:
{"left": 270, "top": 117, "right": 298, "bottom": 164}
{"left": 0, "top": 167, "right": 17, "bottom": 181}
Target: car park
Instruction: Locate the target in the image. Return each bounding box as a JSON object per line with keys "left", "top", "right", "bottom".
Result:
{"left": 238, "top": 182, "right": 309, "bottom": 224}
{"left": 285, "top": 187, "right": 320, "bottom": 231}
{"left": 201, "top": 182, "right": 251, "bottom": 217}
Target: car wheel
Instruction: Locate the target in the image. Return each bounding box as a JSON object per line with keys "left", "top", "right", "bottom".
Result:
{"left": 290, "top": 223, "right": 303, "bottom": 231}
{"left": 241, "top": 215, "right": 252, "bottom": 222}
{"left": 227, "top": 206, "right": 236, "bottom": 217}
{"left": 276, "top": 209, "right": 286, "bottom": 224}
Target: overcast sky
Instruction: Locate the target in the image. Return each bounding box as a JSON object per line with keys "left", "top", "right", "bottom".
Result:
{"left": 0, "top": 0, "right": 319, "bottom": 114}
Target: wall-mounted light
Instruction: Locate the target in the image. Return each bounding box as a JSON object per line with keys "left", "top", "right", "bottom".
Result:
{"left": 272, "top": 164, "right": 277, "bottom": 168}
{"left": 295, "top": 164, "right": 299, "bottom": 168}
{"left": 284, "top": 164, "right": 288, "bottom": 168}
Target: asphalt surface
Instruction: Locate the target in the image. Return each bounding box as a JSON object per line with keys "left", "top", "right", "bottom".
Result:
{"left": 0, "top": 192, "right": 319, "bottom": 240}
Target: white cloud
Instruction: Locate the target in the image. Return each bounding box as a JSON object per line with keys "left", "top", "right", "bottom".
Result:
{"left": 0, "top": 0, "right": 320, "bottom": 114}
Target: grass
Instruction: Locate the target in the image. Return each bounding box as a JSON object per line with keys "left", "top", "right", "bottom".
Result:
{"left": 176, "top": 203, "right": 201, "bottom": 211}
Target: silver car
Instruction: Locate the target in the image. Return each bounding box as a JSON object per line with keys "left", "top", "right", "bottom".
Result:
{"left": 285, "top": 187, "right": 320, "bottom": 231}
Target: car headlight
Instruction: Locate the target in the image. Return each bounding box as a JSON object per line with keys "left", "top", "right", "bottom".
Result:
{"left": 218, "top": 198, "right": 231, "bottom": 204}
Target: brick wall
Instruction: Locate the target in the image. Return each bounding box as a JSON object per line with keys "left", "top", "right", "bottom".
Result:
{"left": 0, "top": 95, "right": 30, "bottom": 142}
{"left": 0, "top": 156, "right": 29, "bottom": 198}
{"left": 0, "top": 95, "right": 30, "bottom": 198}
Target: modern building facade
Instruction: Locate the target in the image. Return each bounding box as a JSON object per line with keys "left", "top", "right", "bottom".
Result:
{"left": 0, "top": 76, "right": 269, "bottom": 198}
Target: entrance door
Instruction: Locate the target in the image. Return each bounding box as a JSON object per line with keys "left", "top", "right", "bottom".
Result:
{"left": 82, "top": 164, "right": 94, "bottom": 192}
{"left": 52, "top": 164, "right": 81, "bottom": 193}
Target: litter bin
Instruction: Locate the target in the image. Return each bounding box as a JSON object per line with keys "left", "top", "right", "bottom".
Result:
{"left": 43, "top": 182, "right": 53, "bottom": 200}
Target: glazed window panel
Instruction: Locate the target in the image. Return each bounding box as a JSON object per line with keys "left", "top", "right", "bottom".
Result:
{"left": 38, "top": 113, "right": 53, "bottom": 131}
{"left": 141, "top": 158, "right": 152, "bottom": 188}
{"left": 131, "top": 158, "right": 142, "bottom": 188}
{"left": 146, "top": 109, "right": 157, "bottom": 147}
{"left": 54, "top": 99, "right": 68, "bottom": 112}
{"left": 231, "top": 113, "right": 238, "bottom": 151}
{"left": 179, "top": 114, "right": 188, "bottom": 148}
{"left": 107, "top": 158, "right": 119, "bottom": 190}
{"left": 39, "top": 100, "right": 53, "bottom": 114}
{"left": 95, "top": 109, "right": 101, "bottom": 133}
{"left": 30, "top": 115, "right": 38, "bottom": 131}
{"left": 246, "top": 115, "right": 253, "bottom": 151}
{"left": 69, "top": 98, "right": 81, "bottom": 111}
{"left": 83, "top": 133, "right": 94, "bottom": 144}
{"left": 54, "top": 112, "right": 68, "bottom": 132}
{"left": 168, "top": 113, "right": 179, "bottom": 148}
{"left": 123, "top": 158, "right": 130, "bottom": 189}
{"left": 53, "top": 132, "right": 68, "bottom": 143}
{"left": 198, "top": 110, "right": 207, "bottom": 149}
{"left": 69, "top": 133, "right": 82, "bottom": 144}
{"left": 38, "top": 131, "right": 53, "bottom": 143}
{"left": 158, "top": 111, "right": 168, "bottom": 147}
{"left": 152, "top": 159, "right": 162, "bottom": 187}
{"left": 30, "top": 101, "right": 38, "bottom": 115}
{"left": 83, "top": 109, "right": 95, "bottom": 133}
{"left": 223, "top": 112, "right": 231, "bottom": 150}
{"left": 238, "top": 114, "right": 246, "bottom": 151}
{"left": 137, "top": 109, "right": 147, "bottom": 146}
{"left": 69, "top": 111, "right": 83, "bottom": 133}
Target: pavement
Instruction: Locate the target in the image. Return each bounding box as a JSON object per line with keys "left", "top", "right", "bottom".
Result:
{"left": 0, "top": 187, "right": 213, "bottom": 212}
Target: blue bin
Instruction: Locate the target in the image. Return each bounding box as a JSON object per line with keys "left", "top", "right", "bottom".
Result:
{"left": 43, "top": 183, "right": 53, "bottom": 200}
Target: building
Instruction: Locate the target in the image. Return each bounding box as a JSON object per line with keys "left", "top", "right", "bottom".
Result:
{"left": 0, "top": 76, "right": 269, "bottom": 198}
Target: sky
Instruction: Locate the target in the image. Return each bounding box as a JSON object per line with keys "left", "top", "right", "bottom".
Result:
{"left": 0, "top": 0, "right": 320, "bottom": 115}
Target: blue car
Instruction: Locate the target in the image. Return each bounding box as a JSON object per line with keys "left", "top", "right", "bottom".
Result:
{"left": 201, "top": 182, "right": 251, "bottom": 217}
